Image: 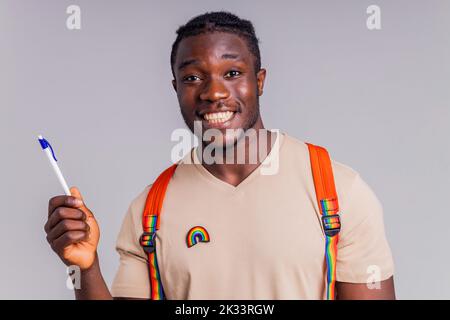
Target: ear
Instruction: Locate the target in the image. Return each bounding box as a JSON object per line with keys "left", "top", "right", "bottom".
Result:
{"left": 172, "top": 79, "right": 177, "bottom": 93}
{"left": 256, "top": 68, "right": 266, "bottom": 96}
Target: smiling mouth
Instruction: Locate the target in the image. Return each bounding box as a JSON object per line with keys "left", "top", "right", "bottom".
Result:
{"left": 202, "top": 111, "right": 236, "bottom": 125}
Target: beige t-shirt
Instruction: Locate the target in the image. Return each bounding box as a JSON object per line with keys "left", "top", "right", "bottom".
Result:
{"left": 111, "top": 132, "right": 394, "bottom": 299}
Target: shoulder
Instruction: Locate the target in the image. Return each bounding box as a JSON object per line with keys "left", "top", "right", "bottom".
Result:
{"left": 281, "top": 132, "right": 308, "bottom": 156}
{"left": 331, "top": 159, "right": 361, "bottom": 199}
{"left": 130, "top": 184, "right": 152, "bottom": 211}
{"left": 283, "top": 132, "right": 360, "bottom": 187}
{"left": 282, "top": 132, "right": 369, "bottom": 207}
{"left": 127, "top": 161, "right": 184, "bottom": 219}
{"left": 127, "top": 184, "right": 152, "bottom": 226}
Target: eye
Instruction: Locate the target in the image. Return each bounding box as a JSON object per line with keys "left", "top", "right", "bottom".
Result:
{"left": 225, "top": 70, "right": 242, "bottom": 78}
{"left": 183, "top": 75, "right": 201, "bottom": 82}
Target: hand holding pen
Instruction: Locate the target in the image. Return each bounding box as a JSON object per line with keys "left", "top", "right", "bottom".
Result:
{"left": 39, "top": 135, "right": 100, "bottom": 270}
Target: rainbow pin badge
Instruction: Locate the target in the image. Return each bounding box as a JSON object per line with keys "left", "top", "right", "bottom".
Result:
{"left": 186, "top": 226, "right": 210, "bottom": 248}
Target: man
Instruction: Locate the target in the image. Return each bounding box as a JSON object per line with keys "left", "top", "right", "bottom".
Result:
{"left": 44, "top": 11, "right": 395, "bottom": 300}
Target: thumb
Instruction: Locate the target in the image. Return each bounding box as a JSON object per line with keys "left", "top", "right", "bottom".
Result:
{"left": 70, "top": 186, "right": 84, "bottom": 203}
{"left": 69, "top": 186, "right": 93, "bottom": 218}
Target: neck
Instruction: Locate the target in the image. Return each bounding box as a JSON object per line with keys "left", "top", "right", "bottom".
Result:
{"left": 197, "top": 118, "right": 277, "bottom": 187}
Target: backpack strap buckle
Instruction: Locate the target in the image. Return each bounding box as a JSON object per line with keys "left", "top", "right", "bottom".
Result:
{"left": 140, "top": 231, "right": 156, "bottom": 253}
{"left": 322, "top": 214, "right": 341, "bottom": 237}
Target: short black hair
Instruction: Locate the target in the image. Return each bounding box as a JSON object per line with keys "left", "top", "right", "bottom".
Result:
{"left": 170, "top": 11, "right": 261, "bottom": 78}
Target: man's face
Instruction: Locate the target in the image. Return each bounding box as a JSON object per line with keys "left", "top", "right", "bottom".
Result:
{"left": 172, "top": 32, "right": 266, "bottom": 148}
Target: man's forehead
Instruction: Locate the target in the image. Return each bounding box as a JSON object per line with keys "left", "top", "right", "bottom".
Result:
{"left": 175, "top": 32, "right": 252, "bottom": 67}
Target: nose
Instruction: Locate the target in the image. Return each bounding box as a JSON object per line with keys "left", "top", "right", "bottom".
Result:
{"left": 199, "top": 76, "right": 230, "bottom": 102}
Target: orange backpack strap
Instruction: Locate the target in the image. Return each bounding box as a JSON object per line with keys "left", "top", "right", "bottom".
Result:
{"left": 306, "top": 143, "right": 341, "bottom": 300}
{"left": 139, "top": 164, "right": 178, "bottom": 300}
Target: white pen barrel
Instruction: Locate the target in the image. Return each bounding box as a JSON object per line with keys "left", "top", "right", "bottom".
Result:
{"left": 44, "top": 148, "right": 71, "bottom": 196}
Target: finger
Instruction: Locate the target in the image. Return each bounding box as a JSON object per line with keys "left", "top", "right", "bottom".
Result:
{"left": 51, "top": 231, "right": 89, "bottom": 253}
{"left": 46, "top": 219, "right": 90, "bottom": 243}
{"left": 48, "top": 194, "right": 84, "bottom": 218}
{"left": 45, "top": 207, "right": 86, "bottom": 233}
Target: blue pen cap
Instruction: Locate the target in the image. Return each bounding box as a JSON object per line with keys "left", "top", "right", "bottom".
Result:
{"left": 38, "top": 135, "right": 58, "bottom": 161}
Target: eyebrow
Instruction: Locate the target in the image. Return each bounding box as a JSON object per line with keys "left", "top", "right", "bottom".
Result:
{"left": 177, "top": 53, "right": 242, "bottom": 71}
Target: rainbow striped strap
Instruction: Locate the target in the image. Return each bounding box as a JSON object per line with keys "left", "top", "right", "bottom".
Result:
{"left": 140, "top": 164, "right": 178, "bottom": 300}
{"left": 321, "top": 198, "right": 341, "bottom": 300}
{"left": 306, "top": 143, "right": 341, "bottom": 300}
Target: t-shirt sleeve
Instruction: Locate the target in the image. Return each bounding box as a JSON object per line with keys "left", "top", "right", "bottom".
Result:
{"left": 111, "top": 186, "right": 151, "bottom": 299}
{"left": 336, "top": 174, "right": 395, "bottom": 283}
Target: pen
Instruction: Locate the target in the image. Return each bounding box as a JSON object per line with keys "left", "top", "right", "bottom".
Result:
{"left": 38, "top": 135, "right": 71, "bottom": 196}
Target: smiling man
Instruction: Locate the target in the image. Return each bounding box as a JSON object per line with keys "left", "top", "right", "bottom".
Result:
{"left": 44, "top": 11, "right": 395, "bottom": 300}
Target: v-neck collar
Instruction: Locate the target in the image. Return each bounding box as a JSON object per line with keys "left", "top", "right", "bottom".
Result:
{"left": 190, "top": 130, "right": 285, "bottom": 192}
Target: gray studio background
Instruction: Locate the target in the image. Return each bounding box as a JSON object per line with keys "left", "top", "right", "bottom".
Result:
{"left": 1, "top": 0, "right": 449, "bottom": 299}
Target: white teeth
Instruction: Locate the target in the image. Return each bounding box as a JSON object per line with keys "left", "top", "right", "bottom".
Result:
{"left": 203, "top": 111, "right": 234, "bottom": 123}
